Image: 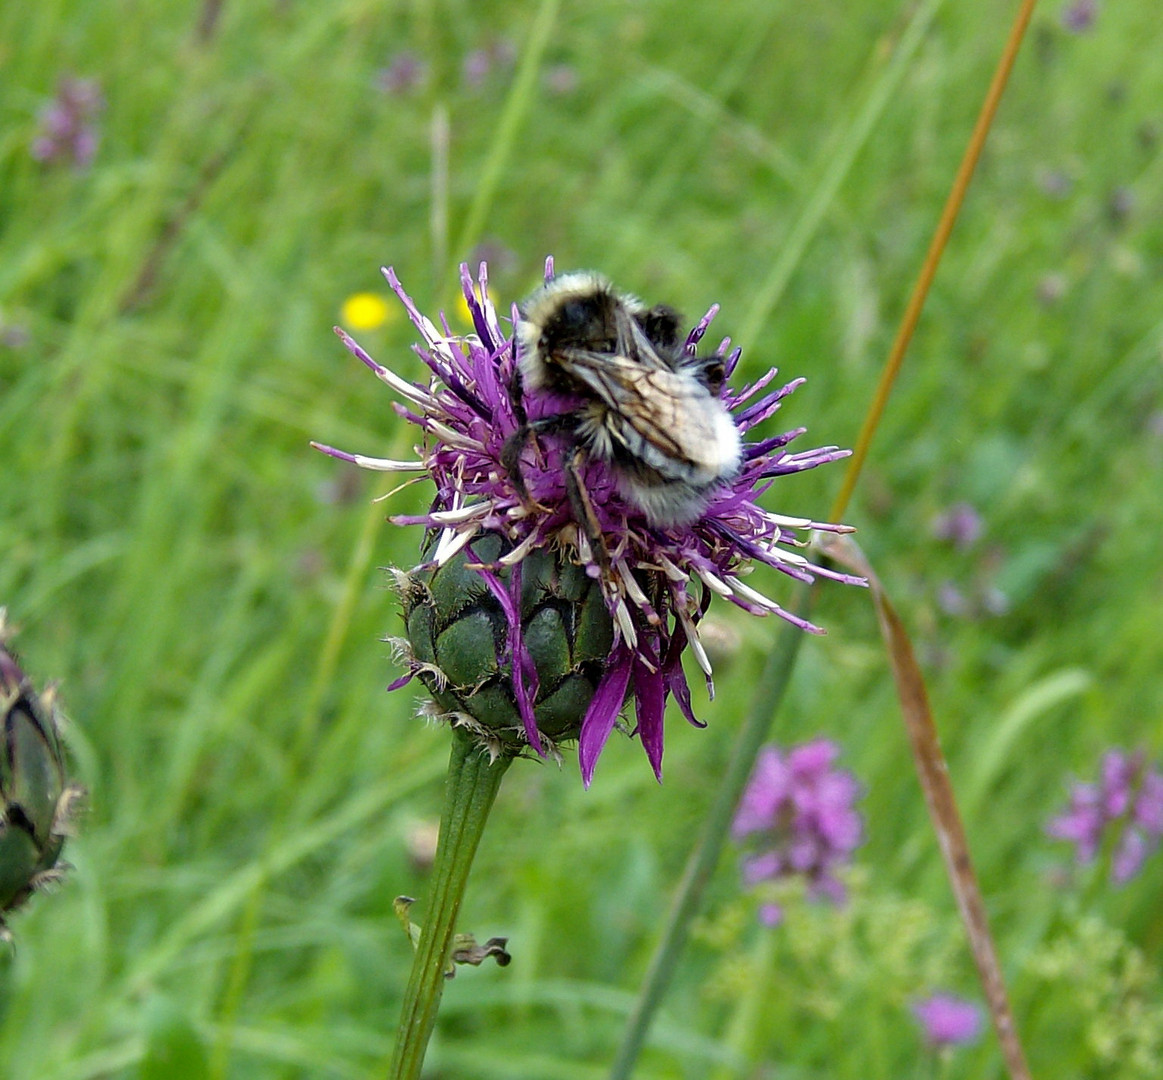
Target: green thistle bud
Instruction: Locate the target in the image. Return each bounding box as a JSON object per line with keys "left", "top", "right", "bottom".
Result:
{"left": 0, "top": 614, "right": 85, "bottom": 941}
{"left": 397, "top": 532, "right": 614, "bottom": 757}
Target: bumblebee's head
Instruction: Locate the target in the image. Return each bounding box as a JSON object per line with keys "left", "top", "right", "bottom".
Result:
{"left": 517, "top": 270, "right": 685, "bottom": 362}
{"left": 519, "top": 271, "right": 623, "bottom": 357}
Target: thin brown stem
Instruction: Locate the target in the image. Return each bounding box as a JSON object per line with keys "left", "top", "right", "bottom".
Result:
{"left": 829, "top": 0, "right": 1041, "bottom": 524}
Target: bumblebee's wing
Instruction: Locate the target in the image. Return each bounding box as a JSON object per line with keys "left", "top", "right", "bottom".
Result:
{"left": 558, "top": 350, "right": 739, "bottom": 482}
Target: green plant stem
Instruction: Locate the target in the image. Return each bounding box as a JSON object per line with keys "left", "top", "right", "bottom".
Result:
{"left": 388, "top": 728, "right": 513, "bottom": 1080}
{"left": 449, "top": 0, "right": 559, "bottom": 271}
{"left": 608, "top": 583, "right": 811, "bottom": 1080}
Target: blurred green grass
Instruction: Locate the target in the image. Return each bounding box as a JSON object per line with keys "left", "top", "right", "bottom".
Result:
{"left": 1, "top": 1, "right": 1162, "bottom": 1077}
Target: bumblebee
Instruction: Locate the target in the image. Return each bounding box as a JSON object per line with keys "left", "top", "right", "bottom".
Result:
{"left": 505, "top": 271, "right": 742, "bottom": 530}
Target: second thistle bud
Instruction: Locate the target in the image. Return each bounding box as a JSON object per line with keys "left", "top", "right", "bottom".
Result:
{"left": 398, "top": 532, "right": 614, "bottom": 755}
{"left": 0, "top": 618, "right": 85, "bottom": 940}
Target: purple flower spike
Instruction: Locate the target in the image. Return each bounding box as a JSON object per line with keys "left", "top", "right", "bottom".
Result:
{"left": 316, "top": 263, "right": 862, "bottom": 783}
{"left": 912, "top": 993, "right": 983, "bottom": 1049}
{"left": 733, "top": 738, "right": 864, "bottom": 912}
{"left": 31, "top": 77, "right": 104, "bottom": 170}
{"left": 1047, "top": 748, "right": 1163, "bottom": 884}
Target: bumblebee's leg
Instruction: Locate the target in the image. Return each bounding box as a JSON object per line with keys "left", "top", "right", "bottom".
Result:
{"left": 500, "top": 425, "right": 534, "bottom": 501}
{"left": 501, "top": 352, "right": 530, "bottom": 492}
{"left": 501, "top": 415, "right": 577, "bottom": 503}
{"left": 507, "top": 359, "right": 528, "bottom": 427}
{"left": 564, "top": 448, "right": 610, "bottom": 571}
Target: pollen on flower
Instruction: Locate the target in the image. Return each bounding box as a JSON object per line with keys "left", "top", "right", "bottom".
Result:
{"left": 314, "top": 260, "right": 864, "bottom": 785}
{"left": 341, "top": 292, "right": 394, "bottom": 331}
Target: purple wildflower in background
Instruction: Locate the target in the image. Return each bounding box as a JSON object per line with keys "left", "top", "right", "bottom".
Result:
{"left": 936, "top": 581, "right": 971, "bottom": 618}
{"left": 463, "top": 39, "right": 516, "bottom": 89}
{"left": 931, "top": 501, "right": 982, "bottom": 552}
{"left": 1047, "top": 749, "right": 1163, "bottom": 884}
{"left": 757, "top": 902, "right": 784, "bottom": 928}
{"left": 1061, "top": 0, "right": 1098, "bottom": 33}
{"left": 0, "top": 319, "right": 30, "bottom": 350}
{"left": 543, "top": 64, "right": 580, "bottom": 96}
{"left": 314, "top": 261, "right": 861, "bottom": 784}
{"left": 912, "top": 994, "right": 983, "bottom": 1049}
{"left": 1037, "top": 168, "right": 1074, "bottom": 200}
{"left": 732, "top": 739, "right": 864, "bottom": 912}
{"left": 31, "top": 77, "right": 104, "bottom": 170}
{"left": 1107, "top": 185, "right": 1135, "bottom": 226}
{"left": 376, "top": 51, "right": 427, "bottom": 96}
{"left": 467, "top": 239, "right": 517, "bottom": 276}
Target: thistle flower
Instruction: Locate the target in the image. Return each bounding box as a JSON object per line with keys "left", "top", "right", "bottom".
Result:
{"left": 912, "top": 993, "right": 983, "bottom": 1049}
{"left": 0, "top": 613, "right": 85, "bottom": 940}
{"left": 732, "top": 738, "right": 864, "bottom": 913}
{"left": 314, "top": 261, "right": 861, "bottom": 784}
{"left": 1047, "top": 749, "right": 1163, "bottom": 884}
{"left": 31, "top": 76, "right": 104, "bottom": 170}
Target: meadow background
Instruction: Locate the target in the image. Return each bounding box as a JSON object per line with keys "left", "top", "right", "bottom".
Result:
{"left": 2, "top": 1, "right": 1162, "bottom": 1077}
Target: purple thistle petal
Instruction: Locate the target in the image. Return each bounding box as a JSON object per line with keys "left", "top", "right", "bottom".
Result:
{"left": 579, "top": 643, "right": 634, "bottom": 787}
{"left": 386, "top": 670, "right": 416, "bottom": 692}
{"left": 507, "top": 560, "right": 543, "bottom": 754}
{"left": 734, "top": 385, "right": 802, "bottom": 430}
{"left": 661, "top": 623, "right": 705, "bottom": 729}
{"left": 747, "top": 429, "right": 808, "bottom": 458}
{"left": 459, "top": 262, "right": 496, "bottom": 346}
{"left": 475, "top": 557, "right": 544, "bottom": 757}
{"left": 632, "top": 639, "right": 667, "bottom": 782}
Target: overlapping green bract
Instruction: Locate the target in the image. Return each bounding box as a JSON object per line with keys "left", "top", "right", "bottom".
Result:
{"left": 0, "top": 621, "right": 85, "bottom": 940}
{"left": 397, "top": 533, "right": 614, "bottom": 757}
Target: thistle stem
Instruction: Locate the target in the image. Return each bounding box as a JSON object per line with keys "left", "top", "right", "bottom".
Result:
{"left": 387, "top": 728, "right": 513, "bottom": 1080}
{"left": 608, "top": 583, "right": 811, "bottom": 1080}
